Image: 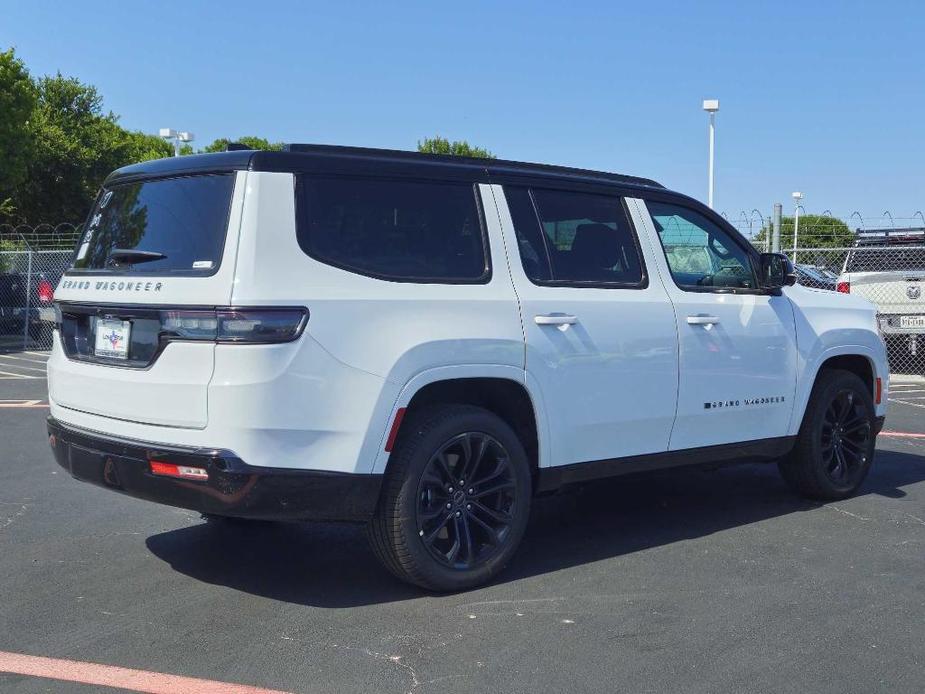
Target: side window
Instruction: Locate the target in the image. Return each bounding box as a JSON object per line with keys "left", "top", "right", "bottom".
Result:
{"left": 647, "top": 201, "right": 756, "bottom": 291}
{"left": 297, "top": 176, "right": 489, "bottom": 282}
{"left": 505, "top": 186, "right": 645, "bottom": 286}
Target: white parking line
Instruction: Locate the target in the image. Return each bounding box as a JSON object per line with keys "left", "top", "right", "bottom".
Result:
{"left": 23, "top": 351, "right": 50, "bottom": 358}
{"left": 0, "top": 370, "right": 33, "bottom": 379}
{"left": 0, "top": 354, "right": 49, "bottom": 365}
{"left": 0, "top": 362, "right": 46, "bottom": 374}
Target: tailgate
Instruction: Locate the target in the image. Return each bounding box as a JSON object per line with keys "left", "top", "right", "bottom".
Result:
{"left": 48, "top": 171, "right": 245, "bottom": 429}
{"left": 849, "top": 272, "right": 925, "bottom": 315}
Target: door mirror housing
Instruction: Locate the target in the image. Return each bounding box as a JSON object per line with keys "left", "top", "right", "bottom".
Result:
{"left": 759, "top": 253, "right": 797, "bottom": 292}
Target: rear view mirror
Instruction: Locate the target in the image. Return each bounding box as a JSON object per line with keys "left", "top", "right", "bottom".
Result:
{"left": 759, "top": 253, "right": 797, "bottom": 291}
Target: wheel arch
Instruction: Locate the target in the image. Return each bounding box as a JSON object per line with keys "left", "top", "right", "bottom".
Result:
{"left": 369, "top": 366, "right": 548, "bottom": 479}
{"left": 789, "top": 346, "right": 882, "bottom": 435}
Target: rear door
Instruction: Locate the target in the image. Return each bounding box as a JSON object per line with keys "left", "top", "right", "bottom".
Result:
{"left": 48, "top": 171, "right": 244, "bottom": 428}
{"left": 491, "top": 183, "right": 679, "bottom": 467}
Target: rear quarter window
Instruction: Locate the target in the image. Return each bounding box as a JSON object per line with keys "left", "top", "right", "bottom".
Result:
{"left": 296, "top": 176, "right": 490, "bottom": 283}
{"left": 71, "top": 174, "right": 234, "bottom": 275}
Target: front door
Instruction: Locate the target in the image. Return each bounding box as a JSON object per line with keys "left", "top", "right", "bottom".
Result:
{"left": 634, "top": 198, "right": 798, "bottom": 450}
{"left": 489, "top": 183, "right": 679, "bottom": 467}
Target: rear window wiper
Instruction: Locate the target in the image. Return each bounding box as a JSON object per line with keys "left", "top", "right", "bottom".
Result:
{"left": 108, "top": 249, "right": 167, "bottom": 265}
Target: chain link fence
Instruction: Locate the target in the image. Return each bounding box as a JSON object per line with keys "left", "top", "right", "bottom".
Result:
{"left": 1, "top": 225, "right": 78, "bottom": 353}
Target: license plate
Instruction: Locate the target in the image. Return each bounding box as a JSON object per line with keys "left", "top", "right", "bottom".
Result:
{"left": 899, "top": 315, "right": 925, "bottom": 330}
{"left": 94, "top": 319, "right": 131, "bottom": 359}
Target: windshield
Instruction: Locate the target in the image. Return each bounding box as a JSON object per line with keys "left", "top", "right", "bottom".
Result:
{"left": 70, "top": 174, "right": 234, "bottom": 274}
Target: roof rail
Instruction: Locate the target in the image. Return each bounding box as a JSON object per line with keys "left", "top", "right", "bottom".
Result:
{"left": 281, "top": 143, "right": 664, "bottom": 189}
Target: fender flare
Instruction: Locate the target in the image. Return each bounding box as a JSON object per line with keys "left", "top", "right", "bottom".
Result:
{"left": 366, "top": 364, "right": 551, "bottom": 475}
{"left": 788, "top": 344, "right": 883, "bottom": 435}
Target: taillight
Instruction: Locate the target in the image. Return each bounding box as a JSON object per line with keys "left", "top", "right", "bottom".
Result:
{"left": 37, "top": 279, "right": 54, "bottom": 303}
{"left": 159, "top": 307, "right": 308, "bottom": 344}
{"left": 836, "top": 281, "right": 850, "bottom": 293}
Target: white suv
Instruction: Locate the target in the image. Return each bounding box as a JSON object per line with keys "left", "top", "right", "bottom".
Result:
{"left": 47, "top": 145, "right": 889, "bottom": 591}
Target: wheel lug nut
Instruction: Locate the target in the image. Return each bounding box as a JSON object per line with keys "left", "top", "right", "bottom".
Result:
{"left": 446, "top": 503, "right": 452, "bottom": 509}
{"left": 468, "top": 488, "right": 473, "bottom": 494}
{"left": 466, "top": 504, "right": 471, "bottom": 510}
{"left": 448, "top": 487, "right": 454, "bottom": 493}
{"left": 459, "top": 480, "right": 464, "bottom": 485}
{"left": 455, "top": 511, "right": 461, "bottom": 517}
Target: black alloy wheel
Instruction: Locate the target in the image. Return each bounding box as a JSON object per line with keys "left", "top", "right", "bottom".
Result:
{"left": 819, "top": 388, "right": 873, "bottom": 487}
{"left": 779, "top": 369, "right": 877, "bottom": 500}
{"left": 368, "top": 404, "right": 532, "bottom": 591}
{"left": 416, "top": 432, "right": 517, "bottom": 570}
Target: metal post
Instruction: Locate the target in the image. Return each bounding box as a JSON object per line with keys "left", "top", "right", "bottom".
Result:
{"left": 772, "top": 203, "right": 782, "bottom": 253}
{"left": 792, "top": 205, "right": 801, "bottom": 265}
{"left": 707, "top": 112, "right": 715, "bottom": 209}
{"left": 22, "top": 250, "right": 32, "bottom": 349}
{"left": 173, "top": 135, "right": 180, "bottom": 157}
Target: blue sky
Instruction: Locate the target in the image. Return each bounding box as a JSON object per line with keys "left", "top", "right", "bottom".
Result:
{"left": 3, "top": 0, "right": 923, "bottom": 222}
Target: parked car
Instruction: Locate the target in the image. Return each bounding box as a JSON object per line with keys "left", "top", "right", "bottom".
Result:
{"left": 795, "top": 263, "right": 838, "bottom": 291}
{"left": 0, "top": 269, "right": 59, "bottom": 344}
{"left": 47, "top": 146, "right": 888, "bottom": 591}
{"left": 838, "top": 229, "right": 925, "bottom": 374}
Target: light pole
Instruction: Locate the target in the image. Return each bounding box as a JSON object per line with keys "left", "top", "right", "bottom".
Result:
{"left": 702, "top": 99, "right": 719, "bottom": 209}
{"left": 792, "top": 191, "right": 803, "bottom": 264}
{"left": 159, "top": 128, "right": 195, "bottom": 157}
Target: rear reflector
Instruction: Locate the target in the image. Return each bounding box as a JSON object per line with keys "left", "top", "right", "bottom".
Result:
{"left": 836, "top": 281, "right": 850, "bottom": 293}
{"left": 875, "top": 377, "right": 882, "bottom": 405}
{"left": 384, "top": 407, "right": 407, "bottom": 452}
{"left": 150, "top": 460, "right": 209, "bottom": 480}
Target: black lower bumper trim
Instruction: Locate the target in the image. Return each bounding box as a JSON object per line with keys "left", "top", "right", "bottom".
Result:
{"left": 47, "top": 417, "right": 382, "bottom": 522}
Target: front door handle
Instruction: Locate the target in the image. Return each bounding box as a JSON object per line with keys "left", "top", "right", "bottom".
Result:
{"left": 534, "top": 314, "right": 578, "bottom": 329}
{"left": 687, "top": 315, "right": 721, "bottom": 326}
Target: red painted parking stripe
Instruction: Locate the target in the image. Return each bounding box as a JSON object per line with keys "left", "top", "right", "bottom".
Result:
{"left": 880, "top": 430, "right": 925, "bottom": 439}
{"left": 0, "top": 651, "right": 293, "bottom": 694}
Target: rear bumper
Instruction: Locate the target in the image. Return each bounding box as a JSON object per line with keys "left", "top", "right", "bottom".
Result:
{"left": 47, "top": 417, "right": 382, "bottom": 522}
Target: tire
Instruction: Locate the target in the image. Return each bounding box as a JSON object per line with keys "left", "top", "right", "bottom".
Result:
{"left": 778, "top": 369, "right": 877, "bottom": 500}
{"left": 368, "top": 404, "right": 532, "bottom": 591}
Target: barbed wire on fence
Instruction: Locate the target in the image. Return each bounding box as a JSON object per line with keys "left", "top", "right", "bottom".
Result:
{"left": 0, "top": 223, "right": 83, "bottom": 251}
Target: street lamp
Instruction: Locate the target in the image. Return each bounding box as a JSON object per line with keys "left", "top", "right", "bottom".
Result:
{"left": 159, "top": 128, "right": 195, "bottom": 157}
{"left": 792, "top": 191, "right": 803, "bottom": 264}
{"left": 702, "top": 99, "right": 719, "bottom": 209}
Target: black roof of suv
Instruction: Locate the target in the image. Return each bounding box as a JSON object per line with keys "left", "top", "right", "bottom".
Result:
{"left": 104, "top": 143, "right": 665, "bottom": 192}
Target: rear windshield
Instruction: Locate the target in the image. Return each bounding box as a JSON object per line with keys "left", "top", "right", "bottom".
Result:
{"left": 70, "top": 174, "right": 234, "bottom": 275}
{"left": 845, "top": 244, "right": 925, "bottom": 273}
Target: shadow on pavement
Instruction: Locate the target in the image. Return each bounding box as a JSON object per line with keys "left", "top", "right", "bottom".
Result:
{"left": 145, "top": 448, "right": 925, "bottom": 608}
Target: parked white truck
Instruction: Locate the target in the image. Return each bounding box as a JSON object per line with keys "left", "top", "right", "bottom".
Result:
{"left": 48, "top": 145, "right": 889, "bottom": 590}
{"left": 838, "top": 229, "right": 925, "bottom": 374}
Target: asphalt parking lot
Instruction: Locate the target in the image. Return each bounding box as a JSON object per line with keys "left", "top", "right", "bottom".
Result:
{"left": 1, "top": 354, "right": 923, "bottom": 693}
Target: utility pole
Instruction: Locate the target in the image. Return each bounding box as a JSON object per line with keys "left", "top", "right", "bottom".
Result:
{"left": 772, "top": 202, "right": 782, "bottom": 253}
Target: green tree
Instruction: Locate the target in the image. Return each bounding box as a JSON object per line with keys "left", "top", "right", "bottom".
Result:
{"left": 0, "top": 48, "right": 37, "bottom": 221}
{"left": 201, "top": 136, "right": 283, "bottom": 153}
{"left": 12, "top": 73, "right": 172, "bottom": 224}
{"left": 754, "top": 214, "right": 855, "bottom": 249}
{"left": 417, "top": 136, "right": 495, "bottom": 159}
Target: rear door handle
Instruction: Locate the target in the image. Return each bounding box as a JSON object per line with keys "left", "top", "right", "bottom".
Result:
{"left": 534, "top": 314, "right": 578, "bottom": 328}
{"left": 687, "top": 315, "right": 721, "bottom": 326}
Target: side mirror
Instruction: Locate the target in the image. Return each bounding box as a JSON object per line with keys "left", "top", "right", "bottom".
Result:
{"left": 759, "top": 253, "right": 797, "bottom": 291}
